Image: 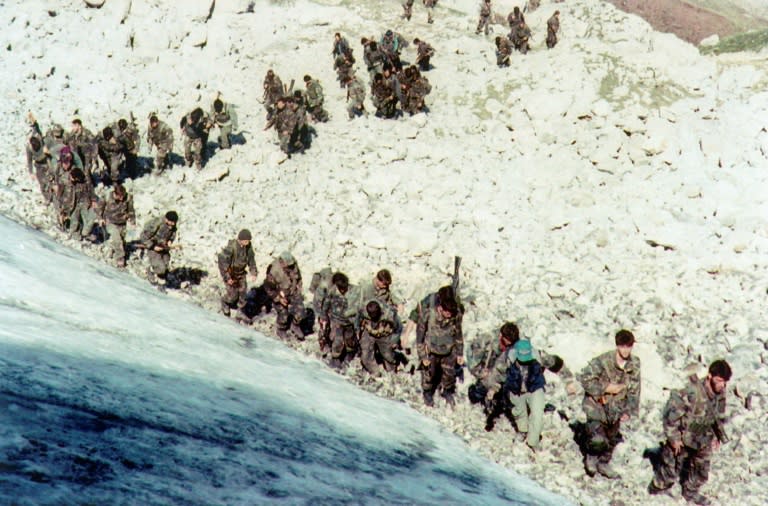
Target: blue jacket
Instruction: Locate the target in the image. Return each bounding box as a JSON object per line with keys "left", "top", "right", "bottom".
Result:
{"left": 504, "top": 360, "right": 546, "bottom": 396}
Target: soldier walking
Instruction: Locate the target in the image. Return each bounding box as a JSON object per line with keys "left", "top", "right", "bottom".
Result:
{"left": 115, "top": 118, "right": 140, "bottom": 179}
{"left": 511, "top": 20, "right": 532, "bottom": 54}
{"left": 495, "top": 36, "right": 512, "bottom": 67}
{"left": 319, "top": 272, "right": 359, "bottom": 368}
{"left": 101, "top": 183, "right": 135, "bottom": 268}
{"left": 476, "top": 0, "right": 492, "bottom": 36}
{"left": 140, "top": 210, "right": 179, "bottom": 286}
{"left": 303, "top": 75, "right": 329, "bottom": 122}
{"left": 415, "top": 286, "right": 464, "bottom": 407}
{"left": 264, "top": 251, "right": 306, "bottom": 340}
{"left": 96, "top": 126, "right": 124, "bottom": 184}
{"left": 346, "top": 75, "right": 367, "bottom": 120}
{"left": 402, "top": 0, "right": 414, "bottom": 21}
{"left": 359, "top": 300, "right": 399, "bottom": 375}
{"left": 648, "top": 360, "right": 732, "bottom": 506}
{"left": 180, "top": 108, "right": 210, "bottom": 170}
{"left": 412, "top": 38, "right": 435, "bottom": 71}
{"left": 424, "top": 0, "right": 436, "bottom": 24}
{"left": 26, "top": 136, "right": 55, "bottom": 204}
{"left": 147, "top": 114, "right": 174, "bottom": 172}
{"left": 66, "top": 119, "right": 97, "bottom": 180}
{"left": 578, "top": 330, "right": 641, "bottom": 479}
{"left": 210, "top": 96, "right": 233, "bottom": 150}
{"left": 262, "top": 69, "right": 284, "bottom": 118}
{"left": 547, "top": 11, "right": 560, "bottom": 49}
{"left": 218, "top": 229, "right": 258, "bottom": 319}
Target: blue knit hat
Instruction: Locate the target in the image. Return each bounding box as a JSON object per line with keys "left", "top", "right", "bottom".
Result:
{"left": 514, "top": 339, "right": 534, "bottom": 362}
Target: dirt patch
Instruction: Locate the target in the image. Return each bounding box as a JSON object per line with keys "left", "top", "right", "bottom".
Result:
{"left": 605, "top": 0, "right": 736, "bottom": 44}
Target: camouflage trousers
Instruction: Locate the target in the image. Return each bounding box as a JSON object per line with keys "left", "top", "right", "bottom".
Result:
{"left": 221, "top": 276, "right": 247, "bottom": 309}
{"left": 35, "top": 165, "right": 55, "bottom": 204}
{"left": 476, "top": 15, "right": 490, "bottom": 35}
{"left": 184, "top": 137, "right": 203, "bottom": 169}
{"left": 347, "top": 101, "right": 366, "bottom": 120}
{"left": 216, "top": 124, "right": 232, "bottom": 149}
{"left": 278, "top": 130, "right": 292, "bottom": 154}
{"left": 402, "top": 0, "right": 413, "bottom": 20}
{"left": 307, "top": 105, "right": 328, "bottom": 123}
{"left": 100, "top": 153, "right": 123, "bottom": 183}
{"left": 584, "top": 418, "right": 623, "bottom": 463}
{"left": 154, "top": 144, "right": 172, "bottom": 172}
{"left": 147, "top": 249, "right": 171, "bottom": 278}
{"left": 65, "top": 203, "right": 97, "bottom": 238}
{"left": 274, "top": 294, "right": 306, "bottom": 331}
{"left": 421, "top": 352, "right": 458, "bottom": 395}
{"left": 360, "top": 332, "right": 397, "bottom": 375}
{"left": 546, "top": 31, "right": 558, "bottom": 49}
{"left": 106, "top": 223, "right": 127, "bottom": 264}
{"left": 329, "top": 320, "right": 357, "bottom": 361}
{"left": 651, "top": 441, "right": 712, "bottom": 495}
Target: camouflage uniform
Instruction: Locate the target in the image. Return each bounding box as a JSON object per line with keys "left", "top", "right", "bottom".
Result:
{"left": 264, "top": 254, "right": 306, "bottom": 339}
{"left": 289, "top": 100, "right": 309, "bottom": 153}
{"left": 415, "top": 292, "right": 464, "bottom": 403}
{"left": 44, "top": 126, "right": 68, "bottom": 162}
{"left": 476, "top": 0, "right": 492, "bottom": 36}
{"left": 512, "top": 22, "right": 532, "bottom": 54}
{"left": 57, "top": 170, "right": 94, "bottom": 237}
{"left": 97, "top": 130, "right": 125, "bottom": 183}
{"left": 424, "top": 0, "right": 436, "bottom": 24}
{"left": 304, "top": 79, "right": 329, "bottom": 122}
{"left": 578, "top": 350, "right": 641, "bottom": 470}
{"left": 334, "top": 53, "right": 356, "bottom": 88}
{"left": 210, "top": 100, "right": 233, "bottom": 149}
{"left": 650, "top": 376, "right": 728, "bottom": 502}
{"left": 218, "top": 238, "right": 258, "bottom": 314}
{"left": 65, "top": 124, "right": 97, "bottom": 176}
{"left": 379, "top": 31, "right": 408, "bottom": 68}
{"left": 507, "top": 8, "right": 524, "bottom": 29}
{"left": 140, "top": 215, "right": 178, "bottom": 282}
{"left": 269, "top": 101, "right": 297, "bottom": 155}
{"left": 26, "top": 139, "right": 55, "bottom": 203}
{"left": 404, "top": 74, "right": 432, "bottom": 115}
{"left": 147, "top": 118, "right": 174, "bottom": 171}
{"left": 402, "top": 0, "right": 414, "bottom": 20}
{"left": 181, "top": 110, "right": 209, "bottom": 170}
{"left": 372, "top": 76, "right": 398, "bottom": 119}
{"left": 263, "top": 71, "right": 284, "bottom": 114}
{"left": 346, "top": 77, "right": 367, "bottom": 119}
{"left": 414, "top": 40, "right": 435, "bottom": 71}
{"left": 102, "top": 187, "right": 135, "bottom": 266}
{"left": 359, "top": 301, "right": 398, "bottom": 375}
{"left": 321, "top": 284, "right": 359, "bottom": 363}
{"left": 332, "top": 35, "right": 351, "bottom": 59}
{"left": 547, "top": 12, "right": 560, "bottom": 49}
{"left": 496, "top": 37, "right": 512, "bottom": 67}
{"left": 115, "top": 120, "right": 140, "bottom": 179}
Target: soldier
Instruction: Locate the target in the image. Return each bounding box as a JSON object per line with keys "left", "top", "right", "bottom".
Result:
{"left": 412, "top": 38, "right": 435, "bottom": 71}
{"left": 578, "top": 330, "right": 641, "bottom": 479}
{"left": 44, "top": 123, "right": 69, "bottom": 162}
{"left": 371, "top": 73, "right": 399, "bottom": 119}
{"left": 353, "top": 269, "right": 404, "bottom": 340}
{"left": 96, "top": 126, "right": 124, "bottom": 183}
{"left": 180, "top": 107, "right": 209, "bottom": 170}
{"left": 648, "top": 360, "right": 732, "bottom": 505}
{"left": 415, "top": 285, "right": 464, "bottom": 407}
{"left": 334, "top": 51, "right": 356, "bottom": 88}
{"left": 379, "top": 30, "right": 408, "bottom": 68}
{"left": 402, "top": 0, "right": 414, "bottom": 21}
{"left": 289, "top": 93, "right": 309, "bottom": 154}
{"left": 26, "top": 136, "right": 55, "bottom": 204}
{"left": 218, "top": 229, "right": 258, "bottom": 318}
{"left": 382, "top": 64, "right": 404, "bottom": 109}
{"left": 264, "top": 97, "right": 295, "bottom": 156}
{"left": 101, "top": 183, "right": 135, "bottom": 268}
{"left": 264, "top": 251, "right": 306, "bottom": 340}
{"left": 331, "top": 32, "right": 351, "bottom": 59}
{"left": 147, "top": 114, "right": 174, "bottom": 172}
{"left": 262, "top": 69, "right": 284, "bottom": 118}
{"left": 507, "top": 6, "right": 524, "bottom": 29}
{"left": 495, "top": 36, "right": 512, "bottom": 67}
{"left": 547, "top": 10, "right": 560, "bottom": 49}
{"left": 346, "top": 75, "right": 367, "bottom": 120}
{"left": 57, "top": 166, "right": 93, "bottom": 238}
{"left": 210, "top": 96, "right": 233, "bottom": 149}
{"left": 66, "top": 119, "right": 97, "bottom": 179}
{"left": 303, "top": 75, "right": 329, "bottom": 123}
{"left": 403, "top": 67, "right": 432, "bottom": 115}
{"left": 140, "top": 210, "right": 179, "bottom": 286}
{"left": 424, "top": 0, "right": 436, "bottom": 24}
{"left": 476, "top": 0, "right": 492, "bottom": 36}
{"left": 115, "top": 118, "right": 140, "bottom": 179}
{"left": 484, "top": 338, "right": 574, "bottom": 449}
{"left": 512, "top": 20, "right": 532, "bottom": 54}
{"left": 320, "top": 272, "right": 359, "bottom": 368}
{"left": 362, "top": 39, "right": 385, "bottom": 78}
{"left": 359, "top": 300, "right": 399, "bottom": 375}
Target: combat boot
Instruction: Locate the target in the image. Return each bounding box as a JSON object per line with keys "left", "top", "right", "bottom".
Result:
{"left": 441, "top": 392, "right": 456, "bottom": 407}
{"left": 276, "top": 327, "right": 289, "bottom": 340}
{"left": 423, "top": 391, "right": 434, "bottom": 407}
{"left": 596, "top": 461, "right": 618, "bottom": 479}
{"left": 220, "top": 301, "right": 231, "bottom": 317}
{"left": 682, "top": 490, "right": 711, "bottom": 505}
{"left": 290, "top": 322, "right": 305, "bottom": 341}
{"left": 584, "top": 455, "right": 598, "bottom": 477}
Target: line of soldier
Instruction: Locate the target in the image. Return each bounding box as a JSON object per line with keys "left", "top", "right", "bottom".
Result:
{"left": 494, "top": 7, "right": 561, "bottom": 67}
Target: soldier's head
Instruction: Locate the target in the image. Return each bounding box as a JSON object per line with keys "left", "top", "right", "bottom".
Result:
{"left": 117, "top": 118, "right": 128, "bottom": 131}
{"left": 113, "top": 183, "right": 126, "bottom": 201}
{"left": 70, "top": 167, "right": 86, "bottom": 184}
{"left": 164, "top": 210, "right": 179, "bottom": 226}
{"left": 373, "top": 73, "right": 383, "bottom": 83}
{"left": 237, "top": 228, "right": 252, "bottom": 246}
{"left": 276, "top": 97, "right": 286, "bottom": 110}
{"left": 149, "top": 115, "right": 159, "bottom": 127}
{"left": 332, "top": 272, "right": 350, "bottom": 295}
{"left": 707, "top": 360, "right": 731, "bottom": 394}
{"left": 499, "top": 321, "right": 520, "bottom": 348}
{"left": 382, "top": 64, "right": 392, "bottom": 76}
{"left": 102, "top": 126, "right": 114, "bottom": 141}
{"left": 413, "top": 38, "right": 420, "bottom": 45}
{"left": 71, "top": 118, "right": 83, "bottom": 133}
{"left": 59, "top": 145, "right": 74, "bottom": 166}
{"left": 334, "top": 32, "right": 341, "bottom": 41}
{"left": 384, "top": 30, "right": 393, "bottom": 40}
{"left": 495, "top": 36, "right": 502, "bottom": 45}
{"left": 52, "top": 124, "right": 64, "bottom": 138}
{"left": 436, "top": 285, "right": 458, "bottom": 318}
{"left": 213, "top": 99, "right": 224, "bottom": 113}
{"left": 267, "top": 69, "right": 274, "bottom": 78}
{"left": 514, "top": 6, "right": 520, "bottom": 14}
{"left": 374, "top": 269, "right": 392, "bottom": 290}
{"left": 614, "top": 329, "right": 635, "bottom": 360}
{"left": 361, "top": 37, "right": 369, "bottom": 45}
{"left": 303, "top": 74, "right": 312, "bottom": 85}
{"left": 29, "top": 136, "right": 42, "bottom": 151}
{"left": 278, "top": 251, "right": 296, "bottom": 267}
{"left": 366, "top": 300, "right": 382, "bottom": 322}
{"left": 190, "top": 108, "right": 204, "bottom": 124}
{"left": 369, "top": 41, "right": 378, "bottom": 51}
{"left": 514, "top": 339, "right": 535, "bottom": 364}
{"left": 554, "top": 10, "right": 560, "bottom": 17}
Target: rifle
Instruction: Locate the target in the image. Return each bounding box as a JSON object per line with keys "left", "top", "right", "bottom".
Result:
{"left": 134, "top": 242, "right": 183, "bottom": 252}
{"left": 451, "top": 255, "right": 461, "bottom": 299}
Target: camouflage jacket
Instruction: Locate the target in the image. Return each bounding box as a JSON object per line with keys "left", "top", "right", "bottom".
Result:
{"left": 408, "top": 76, "right": 432, "bottom": 101}
{"left": 347, "top": 79, "right": 366, "bottom": 105}
{"left": 273, "top": 107, "right": 296, "bottom": 135}
{"left": 305, "top": 81, "right": 324, "bottom": 108}
{"left": 497, "top": 38, "right": 512, "bottom": 57}
{"left": 415, "top": 293, "right": 463, "bottom": 359}
{"left": 140, "top": 216, "right": 177, "bottom": 250}
{"left": 102, "top": 192, "right": 135, "bottom": 226}
{"left": 26, "top": 143, "right": 52, "bottom": 174}
{"left": 513, "top": 25, "right": 532, "bottom": 43}
{"left": 359, "top": 300, "right": 397, "bottom": 341}
{"left": 263, "top": 75, "right": 284, "bottom": 105}
{"left": 181, "top": 114, "right": 209, "bottom": 140}
{"left": 547, "top": 15, "right": 559, "bottom": 34}
{"left": 663, "top": 376, "right": 727, "bottom": 450}
{"left": 217, "top": 239, "right": 257, "bottom": 281}
{"left": 148, "top": 120, "right": 174, "bottom": 149}
{"left": 57, "top": 176, "right": 92, "bottom": 215}
{"left": 98, "top": 135, "right": 125, "bottom": 158}
{"left": 321, "top": 284, "right": 358, "bottom": 325}
{"left": 264, "top": 258, "right": 302, "bottom": 300}
{"left": 480, "top": 2, "right": 491, "bottom": 18}
{"left": 65, "top": 128, "right": 96, "bottom": 157}
{"left": 210, "top": 103, "right": 232, "bottom": 127}
{"left": 416, "top": 41, "right": 435, "bottom": 60}
{"left": 578, "top": 350, "right": 641, "bottom": 424}
{"left": 117, "top": 125, "right": 140, "bottom": 155}
{"left": 354, "top": 279, "right": 400, "bottom": 313}
{"left": 363, "top": 46, "right": 385, "bottom": 70}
